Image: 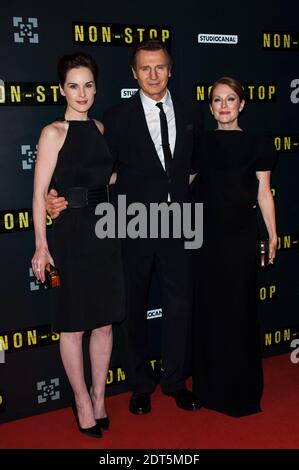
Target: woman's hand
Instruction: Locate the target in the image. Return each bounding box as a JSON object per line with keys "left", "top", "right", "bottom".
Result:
{"left": 268, "top": 236, "right": 277, "bottom": 265}
{"left": 31, "top": 247, "right": 54, "bottom": 283}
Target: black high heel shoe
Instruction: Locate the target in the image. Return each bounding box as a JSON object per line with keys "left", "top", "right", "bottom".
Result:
{"left": 90, "top": 386, "right": 110, "bottom": 431}
{"left": 96, "top": 416, "right": 110, "bottom": 431}
{"left": 71, "top": 403, "right": 102, "bottom": 438}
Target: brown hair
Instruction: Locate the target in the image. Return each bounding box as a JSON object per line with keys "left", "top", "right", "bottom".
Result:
{"left": 209, "top": 76, "right": 244, "bottom": 103}
{"left": 131, "top": 39, "right": 173, "bottom": 70}
{"left": 57, "top": 52, "right": 98, "bottom": 87}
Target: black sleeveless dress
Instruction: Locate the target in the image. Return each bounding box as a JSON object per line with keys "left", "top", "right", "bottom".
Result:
{"left": 50, "top": 120, "right": 125, "bottom": 332}
{"left": 192, "top": 130, "right": 276, "bottom": 417}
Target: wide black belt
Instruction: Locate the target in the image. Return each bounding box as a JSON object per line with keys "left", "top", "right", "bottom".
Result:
{"left": 60, "top": 185, "right": 110, "bottom": 208}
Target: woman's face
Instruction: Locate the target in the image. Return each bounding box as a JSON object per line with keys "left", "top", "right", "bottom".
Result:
{"left": 210, "top": 84, "right": 244, "bottom": 129}
{"left": 60, "top": 66, "right": 96, "bottom": 115}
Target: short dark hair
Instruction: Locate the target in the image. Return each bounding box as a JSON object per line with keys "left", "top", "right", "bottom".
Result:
{"left": 209, "top": 76, "right": 244, "bottom": 103}
{"left": 57, "top": 52, "right": 98, "bottom": 86}
{"left": 131, "top": 39, "right": 173, "bottom": 70}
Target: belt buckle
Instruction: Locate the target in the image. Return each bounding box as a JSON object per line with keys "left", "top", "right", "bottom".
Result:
{"left": 85, "top": 185, "right": 110, "bottom": 205}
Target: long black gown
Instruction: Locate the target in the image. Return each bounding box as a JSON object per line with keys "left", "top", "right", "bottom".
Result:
{"left": 192, "top": 130, "right": 276, "bottom": 417}
{"left": 50, "top": 120, "right": 125, "bottom": 332}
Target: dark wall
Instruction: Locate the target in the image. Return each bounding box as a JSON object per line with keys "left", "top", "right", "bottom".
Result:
{"left": 0, "top": 0, "right": 298, "bottom": 422}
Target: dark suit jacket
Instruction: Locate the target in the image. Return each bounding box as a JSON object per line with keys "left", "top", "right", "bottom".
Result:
{"left": 103, "top": 91, "right": 203, "bottom": 206}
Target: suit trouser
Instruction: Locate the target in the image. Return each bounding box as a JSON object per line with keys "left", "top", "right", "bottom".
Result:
{"left": 121, "top": 239, "right": 193, "bottom": 394}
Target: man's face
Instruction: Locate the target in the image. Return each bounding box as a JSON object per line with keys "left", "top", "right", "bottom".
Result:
{"left": 132, "top": 49, "right": 171, "bottom": 101}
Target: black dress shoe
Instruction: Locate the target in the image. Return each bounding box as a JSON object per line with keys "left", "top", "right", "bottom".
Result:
{"left": 71, "top": 404, "right": 102, "bottom": 438}
{"left": 129, "top": 393, "right": 151, "bottom": 415}
{"left": 96, "top": 416, "right": 110, "bottom": 430}
{"left": 163, "top": 388, "right": 201, "bottom": 411}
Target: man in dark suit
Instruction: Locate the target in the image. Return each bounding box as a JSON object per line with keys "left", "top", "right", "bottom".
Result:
{"left": 47, "top": 39, "right": 202, "bottom": 415}
{"left": 103, "top": 39, "right": 202, "bottom": 414}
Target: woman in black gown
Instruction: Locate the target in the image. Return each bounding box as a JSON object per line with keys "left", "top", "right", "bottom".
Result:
{"left": 193, "top": 77, "right": 277, "bottom": 417}
{"left": 32, "top": 53, "right": 124, "bottom": 437}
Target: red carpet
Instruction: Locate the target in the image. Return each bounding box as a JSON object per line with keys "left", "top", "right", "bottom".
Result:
{"left": 0, "top": 354, "right": 298, "bottom": 449}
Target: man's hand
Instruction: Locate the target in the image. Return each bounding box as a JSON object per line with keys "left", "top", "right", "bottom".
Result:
{"left": 46, "top": 189, "right": 67, "bottom": 219}
{"left": 109, "top": 172, "right": 117, "bottom": 185}
{"left": 189, "top": 173, "right": 197, "bottom": 184}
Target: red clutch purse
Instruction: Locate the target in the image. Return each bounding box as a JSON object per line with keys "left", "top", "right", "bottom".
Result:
{"left": 45, "top": 263, "right": 61, "bottom": 288}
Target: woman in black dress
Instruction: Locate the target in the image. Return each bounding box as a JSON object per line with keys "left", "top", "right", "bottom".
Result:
{"left": 193, "top": 77, "right": 277, "bottom": 417}
{"left": 32, "top": 53, "right": 124, "bottom": 437}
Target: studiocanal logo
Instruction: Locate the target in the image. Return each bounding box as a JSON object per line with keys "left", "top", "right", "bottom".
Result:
{"left": 121, "top": 88, "right": 138, "bottom": 99}
{"left": 198, "top": 33, "right": 238, "bottom": 45}
{"left": 147, "top": 308, "right": 162, "bottom": 320}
